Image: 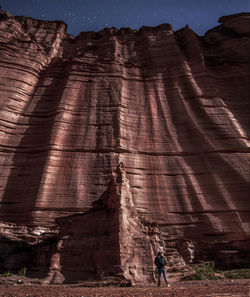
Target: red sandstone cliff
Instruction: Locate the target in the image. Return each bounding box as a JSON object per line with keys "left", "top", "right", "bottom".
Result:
{"left": 0, "top": 10, "right": 249, "bottom": 283}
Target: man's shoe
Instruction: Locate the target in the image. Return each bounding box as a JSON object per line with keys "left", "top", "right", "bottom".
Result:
{"left": 167, "top": 283, "right": 170, "bottom": 287}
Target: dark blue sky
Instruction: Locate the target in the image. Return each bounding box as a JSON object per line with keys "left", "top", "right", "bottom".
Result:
{"left": 1, "top": 0, "right": 249, "bottom": 36}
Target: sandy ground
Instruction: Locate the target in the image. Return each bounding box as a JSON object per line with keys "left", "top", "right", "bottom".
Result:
{"left": 0, "top": 279, "right": 249, "bottom": 297}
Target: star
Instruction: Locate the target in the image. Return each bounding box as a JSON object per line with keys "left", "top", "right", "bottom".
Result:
{"left": 1, "top": 0, "right": 248, "bottom": 37}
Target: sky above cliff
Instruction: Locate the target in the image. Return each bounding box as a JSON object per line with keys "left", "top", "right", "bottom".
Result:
{"left": 1, "top": 0, "right": 249, "bottom": 36}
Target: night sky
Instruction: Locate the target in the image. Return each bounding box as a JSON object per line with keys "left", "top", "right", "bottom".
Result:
{"left": 1, "top": 0, "right": 249, "bottom": 36}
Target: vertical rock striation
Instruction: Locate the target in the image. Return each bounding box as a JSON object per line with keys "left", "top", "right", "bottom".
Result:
{"left": 0, "top": 10, "right": 249, "bottom": 281}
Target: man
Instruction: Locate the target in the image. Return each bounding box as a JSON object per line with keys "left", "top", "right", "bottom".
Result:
{"left": 154, "top": 251, "right": 170, "bottom": 287}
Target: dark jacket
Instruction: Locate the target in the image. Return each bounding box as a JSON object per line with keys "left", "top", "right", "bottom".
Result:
{"left": 154, "top": 253, "right": 167, "bottom": 269}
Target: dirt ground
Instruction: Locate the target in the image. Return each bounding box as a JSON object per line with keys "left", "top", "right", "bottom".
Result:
{"left": 0, "top": 279, "right": 249, "bottom": 297}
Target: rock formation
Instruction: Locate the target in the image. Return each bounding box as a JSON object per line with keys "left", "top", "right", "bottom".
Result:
{"left": 0, "top": 9, "right": 249, "bottom": 283}
{"left": 53, "top": 163, "right": 161, "bottom": 284}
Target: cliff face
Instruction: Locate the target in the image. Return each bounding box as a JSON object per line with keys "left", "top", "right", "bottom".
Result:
{"left": 0, "top": 10, "right": 249, "bottom": 283}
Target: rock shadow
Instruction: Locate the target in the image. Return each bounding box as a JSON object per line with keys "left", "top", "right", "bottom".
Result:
{"left": 0, "top": 59, "right": 69, "bottom": 225}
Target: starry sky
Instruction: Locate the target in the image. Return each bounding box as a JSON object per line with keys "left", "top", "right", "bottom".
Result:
{"left": 0, "top": 0, "right": 249, "bottom": 36}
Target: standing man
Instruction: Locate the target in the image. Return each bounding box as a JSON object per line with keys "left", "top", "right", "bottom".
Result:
{"left": 154, "top": 251, "right": 170, "bottom": 287}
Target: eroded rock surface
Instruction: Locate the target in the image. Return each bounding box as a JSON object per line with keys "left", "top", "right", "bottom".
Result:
{"left": 0, "top": 10, "right": 249, "bottom": 282}
{"left": 54, "top": 163, "right": 161, "bottom": 284}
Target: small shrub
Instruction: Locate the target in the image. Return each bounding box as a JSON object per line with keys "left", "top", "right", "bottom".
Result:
{"left": 154, "top": 268, "right": 158, "bottom": 279}
{"left": 224, "top": 268, "right": 250, "bottom": 279}
{"left": 18, "top": 267, "right": 27, "bottom": 276}
{"left": 185, "top": 261, "right": 217, "bottom": 280}
{"left": 0, "top": 271, "right": 13, "bottom": 277}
